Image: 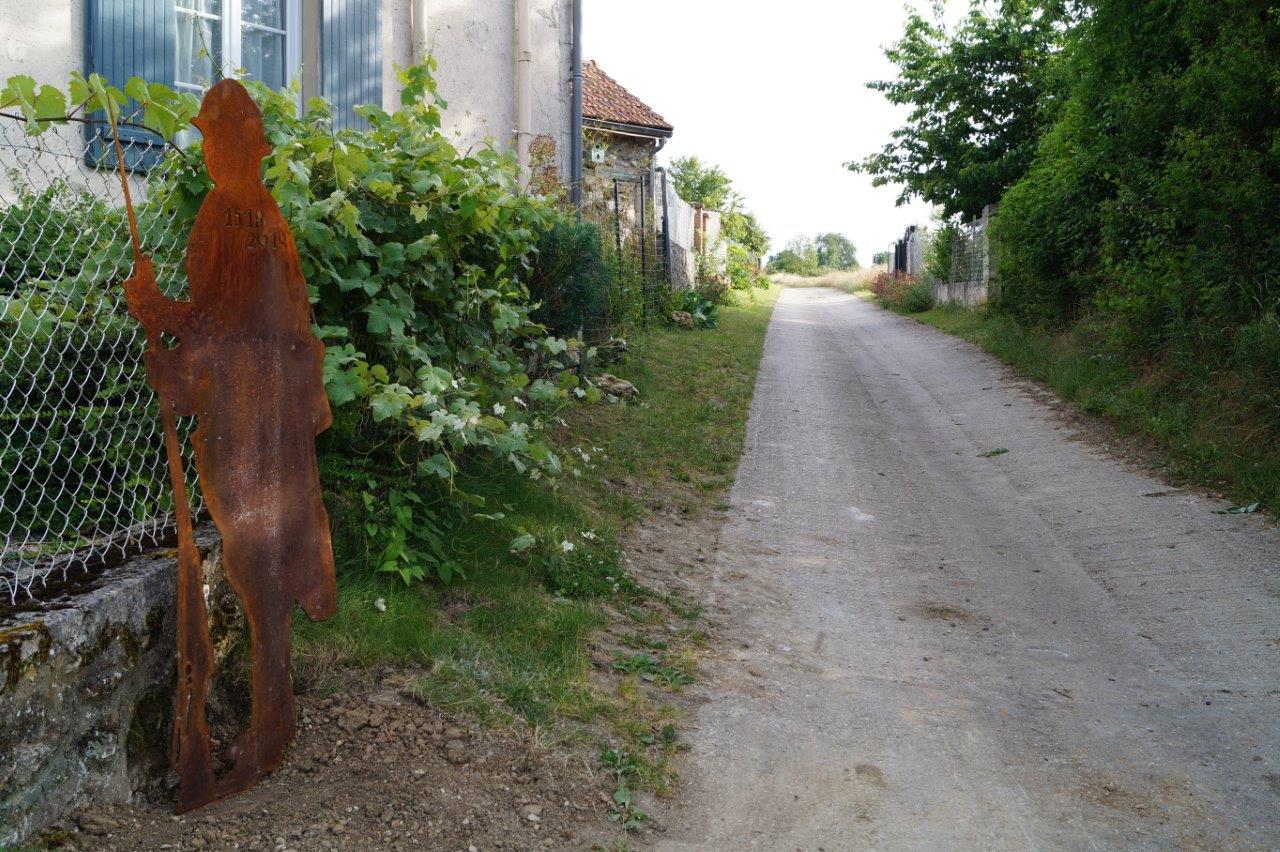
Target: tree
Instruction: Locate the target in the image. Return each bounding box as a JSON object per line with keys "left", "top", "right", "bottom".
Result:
{"left": 722, "top": 206, "right": 770, "bottom": 258}
{"left": 850, "top": 0, "right": 1070, "bottom": 219}
{"left": 670, "top": 156, "right": 733, "bottom": 211}
{"left": 815, "top": 233, "right": 858, "bottom": 270}
{"left": 670, "top": 156, "right": 770, "bottom": 290}
{"left": 872, "top": 251, "right": 890, "bottom": 267}
{"left": 996, "top": 0, "right": 1280, "bottom": 338}
{"left": 767, "top": 237, "right": 821, "bottom": 276}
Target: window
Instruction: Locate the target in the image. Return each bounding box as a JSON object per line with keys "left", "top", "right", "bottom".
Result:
{"left": 175, "top": 0, "right": 300, "bottom": 93}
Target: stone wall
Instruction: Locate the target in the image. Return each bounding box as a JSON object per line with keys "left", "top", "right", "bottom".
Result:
{"left": 930, "top": 279, "right": 990, "bottom": 308}
{"left": 0, "top": 532, "right": 241, "bottom": 845}
{"left": 582, "top": 131, "right": 661, "bottom": 278}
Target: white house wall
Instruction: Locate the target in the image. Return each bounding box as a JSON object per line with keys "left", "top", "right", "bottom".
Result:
{"left": 390, "top": 0, "right": 571, "bottom": 176}
{"left": 1, "top": 0, "right": 85, "bottom": 86}
{"left": 1, "top": 0, "right": 572, "bottom": 176}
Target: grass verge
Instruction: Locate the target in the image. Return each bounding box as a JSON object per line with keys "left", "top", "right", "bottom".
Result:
{"left": 876, "top": 298, "right": 1279, "bottom": 511}
{"left": 294, "top": 285, "right": 780, "bottom": 804}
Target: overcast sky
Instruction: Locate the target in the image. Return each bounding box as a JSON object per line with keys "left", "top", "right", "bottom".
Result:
{"left": 583, "top": 2, "right": 956, "bottom": 265}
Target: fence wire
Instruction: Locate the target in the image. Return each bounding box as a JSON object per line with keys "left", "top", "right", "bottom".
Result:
{"left": 1, "top": 117, "right": 198, "bottom": 609}
{"left": 578, "top": 176, "right": 674, "bottom": 344}
{"left": 949, "top": 217, "right": 987, "bottom": 285}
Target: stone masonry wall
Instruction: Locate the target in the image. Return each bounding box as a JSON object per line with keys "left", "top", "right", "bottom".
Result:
{"left": 0, "top": 533, "right": 241, "bottom": 844}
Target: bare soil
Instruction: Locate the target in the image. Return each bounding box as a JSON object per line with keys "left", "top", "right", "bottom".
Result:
{"left": 47, "top": 680, "right": 612, "bottom": 851}
{"left": 38, "top": 483, "right": 730, "bottom": 852}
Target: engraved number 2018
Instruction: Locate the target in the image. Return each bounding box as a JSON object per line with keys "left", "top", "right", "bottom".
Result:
{"left": 248, "top": 231, "right": 285, "bottom": 250}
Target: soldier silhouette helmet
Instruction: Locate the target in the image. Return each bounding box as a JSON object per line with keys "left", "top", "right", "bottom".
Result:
{"left": 191, "top": 80, "right": 273, "bottom": 185}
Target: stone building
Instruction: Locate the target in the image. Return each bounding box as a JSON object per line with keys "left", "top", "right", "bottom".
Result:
{"left": 581, "top": 60, "right": 673, "bottom": 277}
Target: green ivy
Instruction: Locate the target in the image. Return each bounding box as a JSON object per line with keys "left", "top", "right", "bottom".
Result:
{"left": 2, "top": 63, "right": 596, "bottom": 577}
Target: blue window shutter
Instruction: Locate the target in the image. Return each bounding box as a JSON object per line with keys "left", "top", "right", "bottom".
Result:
{"left": 85, "top": 0, "right": 176, "bottom": 170}
{"left": 322, "top": 0, "right": 382, "bottom": 131}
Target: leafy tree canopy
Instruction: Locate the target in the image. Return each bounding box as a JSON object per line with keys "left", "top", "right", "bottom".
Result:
{"left": 767, "top": 233, "right": 859, "bottom": 274}
{"left": 722, "top": 207, "right": 770, "bottom": 258}
{"left": 851, "top": 0, "right": 1071, "bottom": 219}
{"left": 815, "top": 233, "right": 859, "bottom": 270}
{"left": 670, "top": 156, "right": 733, "bottom": 211}
{"left": 767, "top": 237, "right": 820, "bottom": 276}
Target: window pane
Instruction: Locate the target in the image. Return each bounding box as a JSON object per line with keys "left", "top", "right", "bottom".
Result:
{"left": 176, "top": 10, "right": 222, "bottom": 88}
{"left": 242, "top": 28, "right": 286, "bottom": 90}
{"left": 242, "top": 0, "right": 284, "bottom": 30}
{"left": 177, "top": 0, "right": 221, "bottom": 15}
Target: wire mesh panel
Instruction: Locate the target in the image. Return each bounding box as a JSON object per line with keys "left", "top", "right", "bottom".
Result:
{"left": 0, "top": 117, "right": 196, "bottom": 608}
{"left": 948, "top": 204, "right": 997, "bottom": 287}
{"left": 575, "top": 174, "right": 669, "bottom": 344}
{"left": 949, "top": 217, "right": 986, "bottom": 285}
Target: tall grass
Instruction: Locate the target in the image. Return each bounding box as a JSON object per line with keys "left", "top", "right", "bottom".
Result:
{"left": 770, "top": 268, "right": 880, "bottom": 294}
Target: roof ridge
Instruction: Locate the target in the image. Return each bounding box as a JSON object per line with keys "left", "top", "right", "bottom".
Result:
{"left": 582, "top": 60, "right": 673, "bottom": 134}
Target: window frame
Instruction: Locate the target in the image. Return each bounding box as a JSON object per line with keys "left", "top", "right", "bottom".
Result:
{"left": 173, "top": 0, "right": 302, "bottom": 96}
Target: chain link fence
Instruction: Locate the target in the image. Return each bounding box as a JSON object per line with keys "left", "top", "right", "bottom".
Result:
{"left": 1, "top": 116, "right": 198, "bottom": 609}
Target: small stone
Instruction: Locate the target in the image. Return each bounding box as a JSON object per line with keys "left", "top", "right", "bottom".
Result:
{"left": 445, "top": 739, "right": 469, "bottom": 765}
{"left": 76, "top": 812, "right": 120, "bottom": 835}
{"left": 595, "top": 374, "right": 638, "bottom": 399}
{"left": 337, "top": 711, "right": 368, "bottom": 733}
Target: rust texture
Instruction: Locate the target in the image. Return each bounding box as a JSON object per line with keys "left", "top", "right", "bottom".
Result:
{"left": 122, "top": 79, "right": 337, "bottom": 812}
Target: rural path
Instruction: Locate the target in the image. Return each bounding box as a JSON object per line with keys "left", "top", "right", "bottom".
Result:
{"left": 658, "top": 287, "right": 1280, "bottom": 850}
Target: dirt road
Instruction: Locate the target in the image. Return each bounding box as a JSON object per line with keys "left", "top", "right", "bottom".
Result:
{"left": 659, "top": 287, "right": 1280, "bottom": 850}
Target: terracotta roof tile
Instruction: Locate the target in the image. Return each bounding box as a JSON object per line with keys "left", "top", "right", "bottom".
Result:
{"left": 582, "top": 61, "right": 673, "bottom": 135}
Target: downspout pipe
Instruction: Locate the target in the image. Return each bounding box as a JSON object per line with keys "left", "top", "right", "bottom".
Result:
{"left": 411, "top": 0, "right": 430, "bottom": 63}
{"left": 570, "top": 0, "right": 584, "bottom": 209}
{"left": 656, "top": 166, "right": 672, "bottom": 288}
{"left": 516, "top": 0, "right": 533, "bottom": 189}
{"left": 651, "top": 137, "right": 671, "bottom": 287}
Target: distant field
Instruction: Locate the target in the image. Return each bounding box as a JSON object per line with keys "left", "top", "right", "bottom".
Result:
{"left": 770, "top": 269, "right": 880, "bottom": 293}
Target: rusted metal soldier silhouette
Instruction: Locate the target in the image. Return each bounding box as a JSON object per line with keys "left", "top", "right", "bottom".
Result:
{"left": 122, "top": 79, "right": 336, "bottom": 811}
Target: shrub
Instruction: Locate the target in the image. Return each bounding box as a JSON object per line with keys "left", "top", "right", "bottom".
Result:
{"left": 0, "top": 178, "right": 114, "bottom": 289}
{"left": 4, "top": 64, "right": 600, "bottom": 584}
{"left": 696, "top": 274, "right": 731, "bottom": 306}
{"left": 526, "top": 218, "right": 611, "bottom": 338}
{"left": 902, "top": 281, "right": 935, "bottom": 313}
{"left": 925, "top": 222, "right": 956, "bottom": 285}
{"left": 995, "top": 0, "right": 1280, "bottom": 351}
{"left": 870, "top": 271, "right": 911, "bottom": 303}
{"left": 139, "top": 65, "right": 580, "bottom": 486}
{"left": 992, "top": 102, "right": 1104, "bottom": 327}
{"left": 726, "top": 243, "right": 760, "bottom": 290}
{"left": 675, "top": 290, "right": 718, "bottom": 329}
